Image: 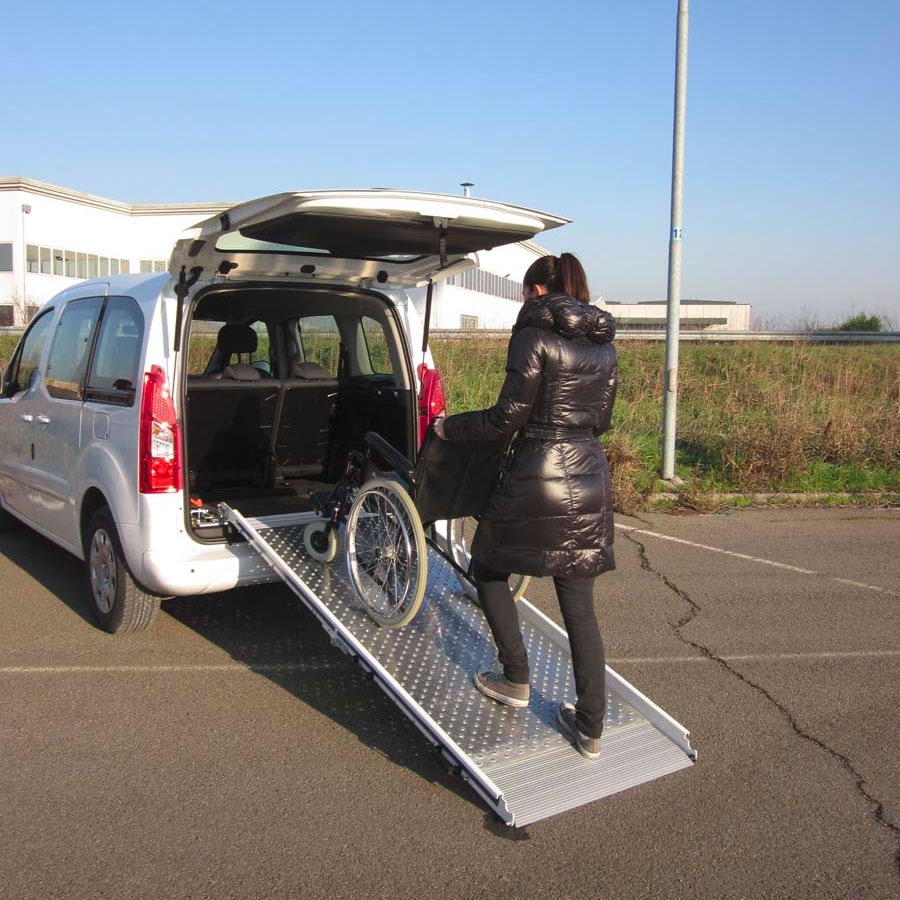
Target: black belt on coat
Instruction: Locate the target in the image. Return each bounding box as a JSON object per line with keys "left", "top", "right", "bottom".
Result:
{"left": 520, "top": 425, "right": 596, "bottom": 441}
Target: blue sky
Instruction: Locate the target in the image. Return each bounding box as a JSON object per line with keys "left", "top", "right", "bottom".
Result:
{"left": 3, "top": 0, "right": 898, "bottom": 324}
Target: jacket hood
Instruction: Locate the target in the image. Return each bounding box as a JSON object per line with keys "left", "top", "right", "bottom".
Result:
{"left": 513, "top": 293, "right": 616, "bottom": 344}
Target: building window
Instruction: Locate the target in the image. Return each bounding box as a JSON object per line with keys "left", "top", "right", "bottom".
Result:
{"left": 0, "top": 243, "right": 12, "bottom": 272}
{"left": 448, "top": 269, "right": 524, "bottom": 302}
{"left": 460, "top": 314, "right": 479, "bottom": 329}
{"left": 23, "top": 244, "right": 130, "bottom": 280}
{"left": 140, "top": 259, "right": 167, "bottom": 274}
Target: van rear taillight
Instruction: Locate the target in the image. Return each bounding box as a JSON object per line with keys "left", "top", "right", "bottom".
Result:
{"left": 417, "top": 363, "right": 446, "bottom": 445}
{"left": 139, "top": 365, "right": 182, "bottom": 493}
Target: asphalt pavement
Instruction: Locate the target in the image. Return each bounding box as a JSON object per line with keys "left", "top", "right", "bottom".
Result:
{"left": 1, "top": 507, "right": 898, "bottom": 900}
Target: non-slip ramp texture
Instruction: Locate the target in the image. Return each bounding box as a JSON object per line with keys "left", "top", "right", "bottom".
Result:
{"left": 261, "top": 523, "right": 694, "bottom": 825}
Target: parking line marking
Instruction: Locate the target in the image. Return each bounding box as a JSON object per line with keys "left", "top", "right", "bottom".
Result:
{"left": 615, "top": 523, "right": 900, "bottom": 596}
{"left": 2, "top": 652, "right": 898, "bottom": 675}
{"left": 0, "top": 662, "right": 339, "bottom": 675}
{"left": 609, "top": 650, "right": 900, "bottom": 664}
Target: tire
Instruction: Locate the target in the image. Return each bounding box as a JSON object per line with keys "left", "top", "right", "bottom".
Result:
{"left": 84, "top": 507, "right": 161, "bottom": 634}
{"left": 303, "top": 520, "right": 339, "bottom": 563}
{"left": 448, "top": 516, "right": 530, "bottom": 603}
{"left": 345, "top": 477, "right": 428, "bottom": 629}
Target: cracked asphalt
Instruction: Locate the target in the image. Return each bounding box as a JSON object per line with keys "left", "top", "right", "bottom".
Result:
{"left": 1, "top": 507, "right": 899, "bottom": 900}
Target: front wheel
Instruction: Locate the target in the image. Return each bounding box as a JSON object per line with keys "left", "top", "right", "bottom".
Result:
{"left": 84, "top": 507, "right": 161, "bottom": 633}
{"left": 345, "top": 478, "right": 428, "bottom": 628}
{"left": 448, "top": 516, "right": 530, "bottom": 603}
{"left": 303, "top": 520, "right": 339, "bottom": 563}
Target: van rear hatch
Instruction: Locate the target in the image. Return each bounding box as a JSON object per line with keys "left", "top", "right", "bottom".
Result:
{"left": 168, "top": 190, "right": 569, "bottom": 287}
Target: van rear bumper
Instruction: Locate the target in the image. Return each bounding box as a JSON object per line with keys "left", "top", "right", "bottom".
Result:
{"left": 119, "top": 525, "right": 278, "bottom": 596}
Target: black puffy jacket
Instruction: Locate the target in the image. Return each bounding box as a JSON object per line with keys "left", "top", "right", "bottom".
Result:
{"left": 442, "top": 293, "right": 618, "bottom": 577}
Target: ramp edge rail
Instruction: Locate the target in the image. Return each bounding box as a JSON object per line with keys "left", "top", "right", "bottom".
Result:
{"left": 433, "top": 523, "right": 697, "bottom": 762}
{"left": 218, "top": 503, "right": 515, "bottom": 825}
{"left": 520, "top": 599, "right": 698, "bottom": 761}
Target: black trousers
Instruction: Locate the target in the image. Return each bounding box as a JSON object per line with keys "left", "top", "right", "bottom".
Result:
{"left": 472, "top": 561, "right": 607, "bottom": 738}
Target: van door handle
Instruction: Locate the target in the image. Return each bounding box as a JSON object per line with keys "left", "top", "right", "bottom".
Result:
{"left": 36, "top": 415, "right": 51, "bottom": 424}
{"left": 20, "top": 414, "right": 34, "bottom": 422}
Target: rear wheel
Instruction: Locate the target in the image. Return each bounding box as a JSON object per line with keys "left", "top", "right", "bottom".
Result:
{"left": 84, "top": 507, "right": 161, "bottom": 633}
{"left": 448, "top": 516, "right": 530, "bottom": 602}
{"left": 345, "top": 478, "right": 427, "bottom": 628}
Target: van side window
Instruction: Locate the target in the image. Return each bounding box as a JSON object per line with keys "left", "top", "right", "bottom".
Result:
{"left": 187, "top": 320, "right": 225, "bottom": 376}
{"left": 85, "top": 297, "right": 144, "bottom": 405}
{"left": 45, "top": 297, "right": 103, "bottom": 400}
{"left": 361, "top": 316, "right": 394, "bottom": 376}
{"left": 297, "top": 316, "right": 340, "bottom": 378}
{"left": 3, "top": 309, "right": 55, "bottom": 397}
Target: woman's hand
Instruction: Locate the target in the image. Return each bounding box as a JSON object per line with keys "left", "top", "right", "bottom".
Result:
{"left": 433, "top": 417, "right": 447, "bottom": 440}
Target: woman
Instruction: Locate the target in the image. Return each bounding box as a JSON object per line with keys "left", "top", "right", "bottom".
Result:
{"left": 433, "top": 253, "right": 618, "bottom": 759}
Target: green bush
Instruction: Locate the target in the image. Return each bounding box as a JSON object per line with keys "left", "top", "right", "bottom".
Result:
{"left": 835, "top": 313, "right": 883, "bottom": 332}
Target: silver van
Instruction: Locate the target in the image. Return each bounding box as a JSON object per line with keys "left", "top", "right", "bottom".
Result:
{"left": 0, "top": 190, "right": 564, "bottom": 631}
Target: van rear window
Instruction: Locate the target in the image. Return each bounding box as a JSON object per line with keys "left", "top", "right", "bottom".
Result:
{"left": 215, "top": 231, "right": 419, "bottom": 263}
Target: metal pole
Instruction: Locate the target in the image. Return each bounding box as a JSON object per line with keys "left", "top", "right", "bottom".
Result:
{"left": 661, "top": 0, "right": 689, "bottom": 481}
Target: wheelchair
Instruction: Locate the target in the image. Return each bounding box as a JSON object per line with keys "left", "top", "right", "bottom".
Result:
{"left": 303, "top": 428, "right": 530, "bottom": 628}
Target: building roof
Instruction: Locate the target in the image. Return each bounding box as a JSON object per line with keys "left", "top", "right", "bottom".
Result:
{"left": 1, "top": 179, "right": 562, "bottom": 257}
{"left": 607, "top": 299, "right": 748, "bottom": 306}
{"left": 0, "top": 177, "right": 234, "bottom": 217}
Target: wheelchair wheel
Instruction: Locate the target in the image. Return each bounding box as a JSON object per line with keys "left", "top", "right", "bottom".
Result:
{"left": 345, "top": 477, "right": 428, "bottom": 628}
{"left": 448, "top": 517, "right": 530, "bottom": 602}
{"left": 304, "top": 520, "right": 339, "bottom": 563}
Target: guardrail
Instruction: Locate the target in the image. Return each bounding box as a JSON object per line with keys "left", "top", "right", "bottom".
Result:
{"left": 2, "top": 325, "right": 898, "bottom": 344}
{"left": 429, "top": 329, "right": 900, "bottom": 343}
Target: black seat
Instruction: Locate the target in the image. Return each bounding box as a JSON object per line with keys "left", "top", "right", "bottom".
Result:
{"left": 273, "top": 366, "right": 339, "bottom": 474}
{"left": 208, "top": 324, "right": 269, "bottom": 381}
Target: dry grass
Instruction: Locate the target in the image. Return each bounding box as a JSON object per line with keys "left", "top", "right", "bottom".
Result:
{"left": 432, "top": 338, "right": 900, "bottom": 504}
{"left": 3, "top": 331, "right": 898, "bottom": 507}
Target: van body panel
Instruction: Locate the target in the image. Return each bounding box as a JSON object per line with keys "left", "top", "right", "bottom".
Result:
{"left": 1, "top": 189, "right": 565, "bottom": 605}
{"left": 169, "top": 190, "right": 567, "bottom": 287}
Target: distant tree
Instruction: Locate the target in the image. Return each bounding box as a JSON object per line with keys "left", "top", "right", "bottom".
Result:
{"left": 836, "top": 313, "right": 883, "bottom": 332}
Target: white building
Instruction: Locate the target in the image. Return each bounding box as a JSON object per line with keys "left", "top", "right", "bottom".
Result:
{"left": 605, "top": 299, "right": 751, "bottom": 331}
{"left": 0, "top": 177, "right": 548, "bottom": 328}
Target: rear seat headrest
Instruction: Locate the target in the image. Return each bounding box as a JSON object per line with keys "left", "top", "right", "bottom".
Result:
{"left": 217, "top": 324, "right": 258, "bottom": 356}
{"left": 222, "top": 363, "right": 262, "bottom": 381}
{"left": 292, "top": 361, "right": 329, "bottom": 380}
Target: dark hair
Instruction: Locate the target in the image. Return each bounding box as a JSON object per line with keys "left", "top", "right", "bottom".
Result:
{"left": 522, "top": 252, "right": 591, "bottom": 303}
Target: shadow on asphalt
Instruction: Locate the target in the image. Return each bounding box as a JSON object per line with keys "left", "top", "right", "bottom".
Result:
{"left": 162, "top": 584, "right": 492, "bottom": 822}
{"left": 0, "top": 528, "right": 96, "bottom": 626}
{"left": 0, "top": 522, "right": 511, "bottom": 831}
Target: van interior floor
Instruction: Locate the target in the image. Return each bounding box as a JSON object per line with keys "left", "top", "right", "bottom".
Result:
{"left": 191, "top": 478, "right": 330, "bottom": 521}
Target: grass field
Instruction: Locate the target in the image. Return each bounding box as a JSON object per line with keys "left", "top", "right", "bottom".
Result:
{"left": 430, "top": 338, "right": 900, "bottom": 510}
{"left": 3, "top": 332, "right": 898, "bottom": 509}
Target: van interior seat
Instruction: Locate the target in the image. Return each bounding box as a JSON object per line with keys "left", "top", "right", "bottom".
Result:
{"left": 205, "top": 323, "right": 260, "bottom": 379}
{"left": 292, "top": 361, "right": 328, "bottom": 380}
{"left": 274, "top": 376, "right": 339, "bottom": 472}
{"left": 221, "top": 363, "right": 263, "bottom": 381}
{"left": 186, "top": 380, "right": 280, "bottom": 491}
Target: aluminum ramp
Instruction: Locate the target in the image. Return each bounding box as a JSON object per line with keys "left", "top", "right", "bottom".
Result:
{"left": 221, "top": 504, "right": 697, "bottom": 826}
